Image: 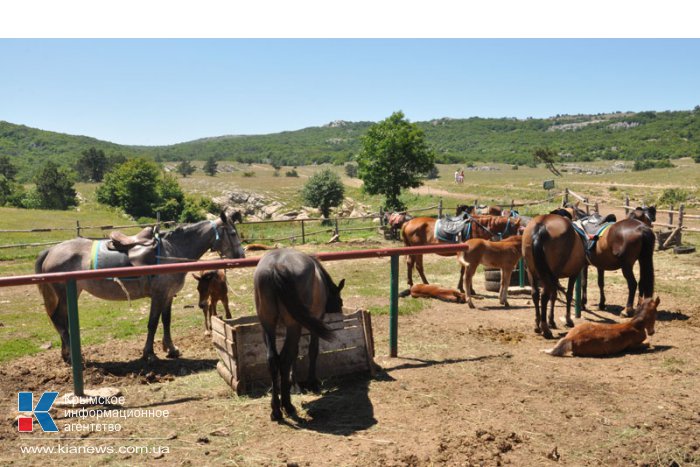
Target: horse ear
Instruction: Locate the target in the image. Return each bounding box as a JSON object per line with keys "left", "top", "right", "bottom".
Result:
{"left": 654, "top": 296, "right": 660, "bottom": 307}
{"left": 220, "top": 211, "right": 227, "bottom": 224}
{"left": 192, "top": 273, "right": 201, "bottom": 281}
{"left": 337, "top": 279, "right": 345, "bottom": 292}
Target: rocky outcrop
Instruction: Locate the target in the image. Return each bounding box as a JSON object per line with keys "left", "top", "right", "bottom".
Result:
{"left": 212, "top": 190, "right": 373, "bottom": 222}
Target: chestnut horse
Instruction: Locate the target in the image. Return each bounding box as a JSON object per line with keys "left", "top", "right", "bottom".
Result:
{"left": 192, "top": 270, "right": 231, "bottom": 335}
{"left": 581, "top": 219, "right": 656, "bottom": 316}
{"left": 400, "top": 284, "right": 466, "bottom": 303}
{"left": 522, "top": 213, "right": 586, "bottom": 339}
{"left": 543, "top": 296, "right": 660, "bottom": 357}
{"left": 401, "top": 214, "right": 521, "bottom": 291}
{"left": 456, "top": 235, "right": 523, "bottom": 309}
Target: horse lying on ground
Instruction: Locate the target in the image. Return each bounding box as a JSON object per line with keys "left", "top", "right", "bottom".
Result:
{"left": 245, "top": 243, "right": 279, "bottom": 251}
{"left": 399, "top": 284, "right": 466, "bottom": 303}
{"left": 254, "top": 248, "right": 345, "bottom": 421}
{"left": 192, "top": 270, "right": 231, "bottom": 335}
{"left": 457, "top": 235, "right": 523, "bottom": 309}
{"left": 543, "top": 296, "right": 660, "bottom": 357}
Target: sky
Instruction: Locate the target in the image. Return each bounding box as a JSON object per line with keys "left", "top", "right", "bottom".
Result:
{"left": 1, "top": 37, "right": 699, "bottom": 145}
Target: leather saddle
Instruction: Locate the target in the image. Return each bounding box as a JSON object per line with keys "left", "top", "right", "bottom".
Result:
{"left": 435, "top": 218, "right": 471, "bottom": 242}
{"left": 578, "top": 213, "right": 616, "bottom": 237}
{"left": 106, "top": 226, "right": 158, "bottom": 267}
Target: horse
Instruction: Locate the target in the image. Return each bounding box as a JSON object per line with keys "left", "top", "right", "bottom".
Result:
{"left": 192, "top": 270, "right": 231, "bottom": 336}
{"left": 456, "top": 235, "right": 523, "bottom": 309}
{"left": 35, "top": 212, "right": 245, "bottom": 363}
{"left": 628, "top": 206, "right": 656, "bottom": 227}
{"left": 581, "top": 218, "right": 656, "bottom": 316}
{"left": 401, "top": 214, "right": 521, "bottom": 292}
{"left": 543, "top": 296, "right": 660, "bottom": 357}
{"left": 383, "top": 211, "right": 413, "bottom": 241}
{"left": 253, "top": 248, "right": 345, "bottom": 421}
{"left": 456, "top": 204, "right": 502, "bottom": 217}
{"left": 399, "top": 283, "right": 466, "bottom": 303}
{"left": 522, "top": 213, "right": 586, "bottom": 339}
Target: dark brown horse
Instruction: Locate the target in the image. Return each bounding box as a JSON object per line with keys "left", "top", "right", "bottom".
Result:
{"left": 254, "top": 248, "right": 344, "bottom": 421}
{"left": 581, "top": 219, "right": 655, "bottom": 316}
{"left": 192, "top": 270, "right": 231, "bottom": 336}
{"left": 401, "top": 214, "right": 521, "bottom": 291}
{"left": 522, "top": 213, "right": 586, "bottom": 339}
{"left": 628, "top": 206, "right": 656, "bottom": 226}
{"left": 383, "top": 211, "right": 413, "bottom": 240}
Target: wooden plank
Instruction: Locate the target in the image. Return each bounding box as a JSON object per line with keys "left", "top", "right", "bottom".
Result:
{"left": 211, "top": 333, "right": 236, "bottom": 356}
{"left": 652, "top": 222, "right": 675, "bottom": 228}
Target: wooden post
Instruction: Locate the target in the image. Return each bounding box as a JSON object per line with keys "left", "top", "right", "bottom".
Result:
{"left": 438, "top": 199, "right": 443, "bottom": 219}
{"left": 594, "top": 202, "right": 599, "bottom": 213}
{"left": 669, "top": 205, "right": 674, "bottom": 226}
{"left": 563, "top": 188, "right": 569, "bottom": 206}
{"left": 624, "top": 195, "right": 630, "bottom": 215}
{"left": 585, "top": 198, "right": 590, "bottom": 214}
{"left": 379, "top": 207, "right": 384, "bottom": 227}
{"left": 301, "top": 220, "right": 306, "bottom": 244}
{"left": 76, "top": 220, "right": 81, "bottom": 237}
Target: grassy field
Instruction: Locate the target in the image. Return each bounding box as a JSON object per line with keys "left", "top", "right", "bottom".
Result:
{"left": 1, "top": 159, "right": 699, "bottom": 363}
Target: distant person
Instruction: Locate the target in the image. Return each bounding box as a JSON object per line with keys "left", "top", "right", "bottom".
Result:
{"left": 459, "top": 169, "right": 465, "bottom": 184}
{"left": 454, "top": 169, "right": 460, "bottom": 183}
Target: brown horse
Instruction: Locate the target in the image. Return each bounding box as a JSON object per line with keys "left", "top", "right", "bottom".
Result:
{"left": 192, "top": 270, "right": 231, "bottom": 335}
{"left": 456, "top": 235, "right": 523, "bottom": 309}
{"left": 522, "top": 214, "right": 586, "bottom": 339}
{"left": 254, "top": 248, "right": 344, "bottom": 421}
{"left": 581, "top": 219, "right": 655, "bottom": 316}
{"left": 401, "top": 214, "right": 521, "bottom": 291}
{"left": 384, "top": 211, "right": 413, "bottom": 240}
{"left": 543, "top": 296, "right": 660, "bottom": 357}
{"left": 400, "top": 284, "right": 466, "bottom": 303}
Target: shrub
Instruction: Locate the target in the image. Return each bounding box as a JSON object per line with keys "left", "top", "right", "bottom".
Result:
{"left": 658, "top": 188, "right": 689, "bottom": 206}
{"left": 344, "top": 163, "right": 358, "bottom": 178}
{"left": 285, "top": 169, "right": 299, "bottom": 177}
{"left": 633, "top": 159, "right": 673, "bottom": 171}
{"left": 242, "top": 171, "right": 256, "bottom": 177}
{"left": 301, "top": 169, "right": 345, "bottom": 221}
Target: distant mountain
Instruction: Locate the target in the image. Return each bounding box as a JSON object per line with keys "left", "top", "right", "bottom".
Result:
{"left": 2, "top": 109, "right": 699, "bottom": 179}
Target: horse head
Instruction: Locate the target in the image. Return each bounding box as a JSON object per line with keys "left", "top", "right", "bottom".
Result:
{"left": 456, "top": 204, "right": 474, "bottom": 217}
{"left": 635, "top": 296, "right": 660, "bottom": 336}
{"left": 215, "top": 211, "right": 246, "bottom": 259}
{"left": 629, "top": 206, "right": 656, "bottom": 226}
{"left": 325, "top": 278, "right": 345, "bottom": 314}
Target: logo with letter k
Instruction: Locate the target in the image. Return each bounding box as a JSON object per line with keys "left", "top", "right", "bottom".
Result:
{"left": 18, "top": 392, "right": 59, "bottom": 432}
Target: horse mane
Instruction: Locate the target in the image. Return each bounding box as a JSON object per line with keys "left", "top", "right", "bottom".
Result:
{"left": 310, "top": 256, "right": 339, "bottom": 292}
{"left": 161, "top": 220, "right": 208, "bottom": 242}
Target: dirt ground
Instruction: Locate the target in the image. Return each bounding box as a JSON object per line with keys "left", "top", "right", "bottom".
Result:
{"left": 1, "top": 259, "right": 699, "bottom": 466}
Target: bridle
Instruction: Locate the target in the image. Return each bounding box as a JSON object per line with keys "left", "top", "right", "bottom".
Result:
{"left": 210, "top": 220, "right": 241, "bottom": 258}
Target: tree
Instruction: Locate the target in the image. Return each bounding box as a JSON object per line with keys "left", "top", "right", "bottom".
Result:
{"left": 176, "top": 160, "right": 196, "bottom": 177}
{"left": 97, "top": 158, "right": 176, "bottom": 218}
{"left": 35, "top": 161, "right": 77, "bottom": 210}
{"left": 0, "top": 155, "right": 18, "bottom": 181}
{"left": 203, "top": 156, "right": 218, "bottom": 176}
{"left": 356, "top": 111, "right": 435, "bottom": 211}
{"left": 75, "top": 147, "right": 108, "bottom": 182}
{"left": 533, "top": 147, "right": 562, "bottom": 177}
{"left": 301, "top": 168, "right": 345, "bottom": 223}
{"left": 344, "top": 163, "right": 358, "bottom": 178}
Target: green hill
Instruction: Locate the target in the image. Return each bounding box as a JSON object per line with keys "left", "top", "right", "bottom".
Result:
{"left": 2, "top": 108, "right": 699, "bottom": 180}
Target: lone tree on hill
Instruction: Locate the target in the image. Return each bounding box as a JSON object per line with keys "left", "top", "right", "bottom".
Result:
{"left": 35, "top": 161, "right": 77, "bottom": 210}
{"left": 203, "top": 156, "right": 218, "bottom": 176}
{"left": 176, "top": 159, "right": 196, "bottom": 177}
{"left": 75, "top": 147, "right": 108, "bottom": 182}
{"left": 533, "top": 147, "right": 562, "bottom": 177}
{"left": 356, "top": 111, "right": 435, "bottom": 211}
{"left": 302, "top": 168, "right": 345, "bottom": 224}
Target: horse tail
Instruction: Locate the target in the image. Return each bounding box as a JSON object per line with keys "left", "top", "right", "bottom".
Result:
{"left": 270, "top": 269, "right": 334, "bottom": 341}
{"left": 35, "top": 249, "right": 60, "bottom": 319}
{"left": 638, "top": 227, "right": 655, "bottom": 298}
{"left": 531, "top": 223, "right": 565, "bottom": 294}
{"left": 542, "top": 337, "right": 571, "bottom": 356}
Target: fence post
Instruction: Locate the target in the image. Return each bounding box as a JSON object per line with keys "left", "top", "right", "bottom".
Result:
{"left": 301, "top": 220, "right": 306, "bottom": 244}
{"left": 438, "top": 199, "right": 443, "bottom": 219}
{"left": 334, "top": 218, "right": 339, "bottom": 238}
{"left": 585, "top": 198, "right": 590, "bottom": 215}
{"left": 575, "top": 272, "right": 582, "bottom": 319}
{"left": 624, "top": 195, "right": 630, "bottom": 215}
{"left": 669, "top": 205, "right": 674, "bottom": 226}
{"left": 379, "top": 207, "right": 384, "bottom": 227}
{"left": 76, "top": 220, "right": 81, "bottom": 238}
{"left": 518, "top": 258, "right": 524, "bottom": 287}
{"left": 66, "top": 279, "right": 85, "bottom": 396}
{"left": 563, "top": 188, "right": 569, "bottom": 206}
{"left": 389, "top": 255, "right": 399, "bottom": 358}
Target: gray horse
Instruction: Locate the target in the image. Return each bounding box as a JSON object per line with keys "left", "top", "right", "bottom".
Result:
{"left": 254, "top": 248, "right": 344, "bottom": 421}
{"left": 36, "top": 212, "right": 245, "bottom": 362}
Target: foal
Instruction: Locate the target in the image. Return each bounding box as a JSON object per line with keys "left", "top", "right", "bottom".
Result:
{"left": 403, "top": 284, "right": 466, "bottom": 303}
{"left": 192, "top": 270, "right": 231, "bottom": 335}
{"left": 544, "top": 296, "right": 660, "bottom": 357}
{"left": 457, "top": 235, "right": 523, "bottom": 309}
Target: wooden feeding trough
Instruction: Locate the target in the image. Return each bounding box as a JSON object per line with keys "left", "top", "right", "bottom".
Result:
{"left": 211, "top": 308, "right": 377, "bottom": 395}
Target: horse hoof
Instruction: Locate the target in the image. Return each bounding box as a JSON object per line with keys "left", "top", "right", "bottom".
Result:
{"left": 166, "top": 348, "right": 181, "bottom": 359}
{"left": 543, "top": 331, "right": 554, "bottom": 340}
{"left": 598, "top": 304, "right": 606, "bottom": 311}
{"left": 270, "top": 409, "right": 283, "bottom": 421}
{"left": 204, "top": 330, "right": 212, "bottom": 337}
{"left": 283, "top": 403, "right": 297, "bottom": 417}
{"left": 548, "top": 322, "right": 558, "bottom": 330}
{"left": 565, "top": 320, "right": 575, "bottom": 328}
{"left": 467, "top": 302, "right": 476, "bottom": 309}
{"left": 534, "top": 327, "right": 542, "bottom": 334}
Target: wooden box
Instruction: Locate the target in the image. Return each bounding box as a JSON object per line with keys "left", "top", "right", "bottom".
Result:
{"left": 211, "top": 308, "right": 376, "bottom": 395}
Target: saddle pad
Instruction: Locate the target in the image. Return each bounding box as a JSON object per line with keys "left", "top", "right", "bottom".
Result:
{"left": 91, "top": 240, "right": 131, "bottom": 270}
{"left": 572, "top": 222, "right": 613, "bottom": 253}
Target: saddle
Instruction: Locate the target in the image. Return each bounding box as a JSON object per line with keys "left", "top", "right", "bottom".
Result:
{"left": 573, "top": 218, "right": 613, "bottom": 258}
{"left": 106, "top": 226, "right": 158, "bottom": 267}
{"left": 435, "top": 218, "right": 472, "bottom": 243}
